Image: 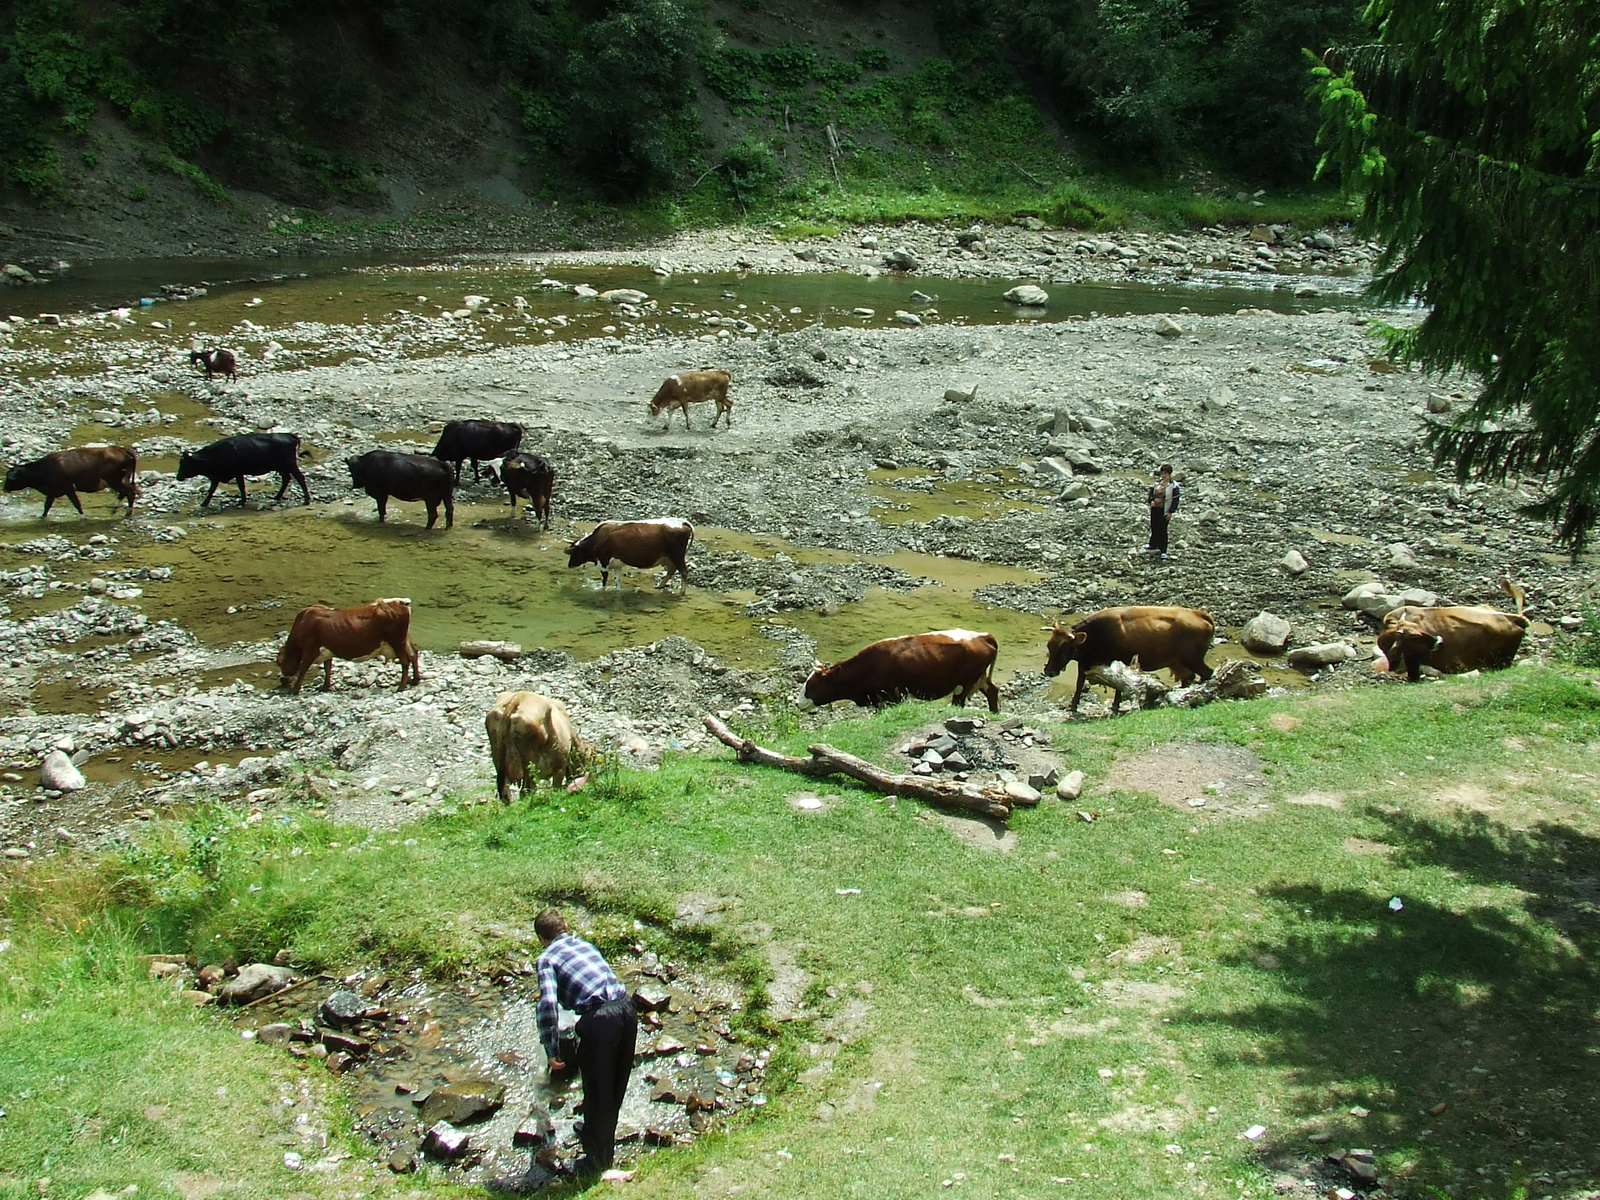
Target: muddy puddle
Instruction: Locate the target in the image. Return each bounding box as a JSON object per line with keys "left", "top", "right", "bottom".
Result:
{"left": 237, "top": 958, "right": 767, "bottom": 1187}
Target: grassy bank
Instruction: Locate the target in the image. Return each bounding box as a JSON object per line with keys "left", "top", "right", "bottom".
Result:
{"left": 4, "top": 667, "right": 1598, "bottom": 1199}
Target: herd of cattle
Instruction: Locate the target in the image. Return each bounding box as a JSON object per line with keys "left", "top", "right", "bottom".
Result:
{"left": 2, "top": 356, "right": 1541, "bottom": 794}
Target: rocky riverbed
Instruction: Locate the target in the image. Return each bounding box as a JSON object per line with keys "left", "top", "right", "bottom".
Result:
{"left": 1, "top": 231, "right": 1590, "bottom": 857}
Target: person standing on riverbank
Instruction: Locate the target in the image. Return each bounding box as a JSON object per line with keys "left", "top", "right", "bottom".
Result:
{"left": 1146, "top": 463, "right": 1180, "bottom": 559}
{"left": 535, "top": 908, "right": 637, "bottom": 1176}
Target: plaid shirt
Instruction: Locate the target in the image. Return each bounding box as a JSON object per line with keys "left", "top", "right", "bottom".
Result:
{"left": 535, "top": 933, "right": 628, "bottom": 1057}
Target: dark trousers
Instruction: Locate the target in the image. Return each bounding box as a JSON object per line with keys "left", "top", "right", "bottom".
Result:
{"left": 575, "top": 998, "right": 637, "bottom": 1168}
{"left": 1148, "top": 509, "right": 1170, "bottom": 553}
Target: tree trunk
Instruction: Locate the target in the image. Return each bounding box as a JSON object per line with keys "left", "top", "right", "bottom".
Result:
{"left": 701, "top": 715, "right": 1013, "bottom": 821}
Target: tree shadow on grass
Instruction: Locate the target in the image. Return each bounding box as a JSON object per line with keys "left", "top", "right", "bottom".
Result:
{"left": 1188, "top": 810, "right": 1600, "bottom": 1197}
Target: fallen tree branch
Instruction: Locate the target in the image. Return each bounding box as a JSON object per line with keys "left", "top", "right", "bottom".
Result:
{"left": 702, "top": 714, "right": 1013, "bottom": 820}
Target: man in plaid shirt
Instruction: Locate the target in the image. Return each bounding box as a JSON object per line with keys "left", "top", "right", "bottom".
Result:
{"left": 535, "top": 907, "right": 636, "bottom": 1174}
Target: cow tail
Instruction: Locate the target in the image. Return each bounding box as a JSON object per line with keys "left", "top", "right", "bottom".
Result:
{"left": 1500, "top": 576, "right": 1526, "bottom": 616}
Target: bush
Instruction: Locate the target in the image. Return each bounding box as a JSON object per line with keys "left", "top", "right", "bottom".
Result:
{"left": 723, "top": 136, "right": 784, "bottom": 203}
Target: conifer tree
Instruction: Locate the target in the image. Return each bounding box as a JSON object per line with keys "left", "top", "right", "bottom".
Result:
{"left": 1315, "top": 0, "right": 1600, "bottom": 549}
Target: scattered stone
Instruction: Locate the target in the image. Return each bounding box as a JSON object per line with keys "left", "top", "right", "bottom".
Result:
{"left": 320, "top": 989, "right": 367, "bottom": 1027}
{"left": 1154, "top": 316, "right": 1184, "bottom": 338}
{"left": 1062, "top": 480, "right": 1092, "bottom": 501}
{"left": 1249, "top": 225, "right": 1276, "bottom": 243}
{"left": 38, "top": 750, "right": 85, "bottom": 793}
{"left": 256, "top": 1023, "right": 294, "bottom": 1047}
{"left": 1056, "top": 770, "right": 1086, "bottom": 801}
{"left": 600, "top": 289, "right": 649, "bottom": 305}
{"left": 1240, "top": 611, "right": 1292, "bottom": 654}
{"left": 1387, "top": 542, "right": 1419, "bottom": 571}
{"left": 420, "top": 1121, "right": 471, "bottom": 1161}
{"left": 944, "top": 716, "right": 978, "bottom": 734}
{"left": 418, "top": 1080, "right": 505, "bottom": 1125}
{"left": 387, "top": 1142, "right": 418, "bottom": 1173}
{"left": 1004, "top": 781, "right": 1042, "bottom": 806}
{"left": 1286, "top": 642, "right": 1358, "bottom": 668}
{"left": 1426, "top": 394, "right": 1452, "bottom": 413}
{"left": 149, "top": 960, "right": 183, "bottom": 980}
{"left": 1002, "top": 285, "right": 1049, "bottom": 306}
{"left": 884, "top": 247, "right": 919, "bottom": 271}
{"left": 512, "top": 1106, "right": 555, "bottom": 1148}
{"left": 893, "top": 310, "right": 922, "bottom": 326}
{"left": 459, "top": 640, "right": 522, "bottom": 661}
{"left": 319, "top": 1030, "right": 370, "bottom": 1057}
{"left": 943, "top": 385, "right": 978, "bottom": 403}
{"left": 216, "top": 963, "right": 294, "bottom": 1005}
{"left": 1279, "top": 549, "right": 1309, "bottom": 576}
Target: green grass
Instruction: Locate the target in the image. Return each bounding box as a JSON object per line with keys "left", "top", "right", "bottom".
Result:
{"left": 5, "top": 667, "right": 1597, "bottom": 1199}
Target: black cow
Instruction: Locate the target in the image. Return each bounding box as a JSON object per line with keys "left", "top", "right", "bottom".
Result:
{"left": 431, "top": 420, "right": 522, "bottom": 484}
{"left": 346, "top": 450, "right": 455, "bottom": 529}
{"left": 502, "top": 452, "right": 555, "bottom": 529}
{"left": 177, "top": 433, "right": 310, "bottom": 507}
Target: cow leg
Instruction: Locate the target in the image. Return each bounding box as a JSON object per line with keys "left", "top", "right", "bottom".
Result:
{"left": 273, "top": 472, "right": 291, "bottom": 502}
{"left": 982, "top": 680, "right": 1000, "bottom": 713}
{"left": 290, "top": 466, "right": 310, "bottom": 505}
{"left": 321, "top": 659, "right": 335, "bottom": 691}
{"left": 600, "top": 559, "right": 612, "bottom": 589}
{"left": 375, "top": 495, "right": 388, "bottom": 523}
{"left": 471, "top": 459, "right": 482, "bottom": 483}
{"left": 443, "top": 495, "right": 454, "bottom": 529}
{"left": 1069, "top": 666, "right": 1088, "bottom": 713}
{"left": 235, "top": 476, "right": 249, "bottom": 506}
{"left": 681, "top": 406, "right": 691, "bottom": 429}
{"left": 66, "top": 489, "right": 84, "bottom": 516}
{"left": 201, "top": 478, "right": 220, "bottom": 507}
{"left": 1194, "top": 658, "right": 1214, "bottom": 683}
{"left": 425, "top": 501, "right": 439, "bottom": 530}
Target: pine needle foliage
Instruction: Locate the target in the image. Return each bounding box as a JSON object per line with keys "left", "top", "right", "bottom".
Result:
{"left": 1314, "top": 0, "right": 1600, "bottom": 550}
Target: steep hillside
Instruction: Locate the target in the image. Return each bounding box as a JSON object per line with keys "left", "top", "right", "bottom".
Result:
{"left": 0, "top": 0, "right": 1355, "bottom": 262}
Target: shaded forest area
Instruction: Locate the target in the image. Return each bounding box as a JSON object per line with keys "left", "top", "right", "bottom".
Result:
{"left": 0, "top": 0, "right": 1361, "bottom": 215}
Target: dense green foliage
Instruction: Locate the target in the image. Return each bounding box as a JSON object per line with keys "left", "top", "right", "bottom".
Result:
{"left": 1315, "top": 0, "right": 1600, "bottom": 550}
{"left": 0, "top": 0, "right": 1360, "bottom": 208}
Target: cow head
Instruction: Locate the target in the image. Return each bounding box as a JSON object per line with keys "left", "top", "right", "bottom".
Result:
{"left": 345, "top": 455, "right": 366, "bottom": 486}
{"left": 567, "top": 529, "right": 599, "bottom": 567}
{"left": 1043, "top": 622, "right": 1087, "bottom": 677}
{"left": 800, "top": 662, "right": 834, "bottom": 709}
{"left": 2, "top": 463, "right": 27, "bottom": 493}
{"left": 175, "top": 450, "right": 199, "bottom": 481}
{"left": 1376, "top": 619, "right": 1441, "bottom": 680}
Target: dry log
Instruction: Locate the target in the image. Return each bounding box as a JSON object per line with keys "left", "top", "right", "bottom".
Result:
{"left": 701, "top": 714, "right": 1012, "bottom": 820}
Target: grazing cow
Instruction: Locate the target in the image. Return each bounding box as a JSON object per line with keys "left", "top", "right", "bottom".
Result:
{"left": 502, "top": 451, "right": 555, "bottom": 529}
{"left": 1045, "top": 606, "right": 1216, "bottom": 713}
{"left": 177, "top": 433, "right": 310, "bottom": 507}
{"left": 276, "top": 598, "right": 420, "bottom": 693}
{"left": 485, "top": 690, "right": 587, "bottom": 800}
{"left": 189, "top": 348, "right": 237, "bottom": 380}
{"left": 431, "top": 419, "right": 523, "bottom": 484}
{"left": 1377, "top": 578, "right": 1529, "bottom": 680}
{"left": 346, "top": 450, "right": 455, "bottom": 529}
{"left": 648, "top": 370, "right": 732, "bottom": 430}
{"left": 4, "top": 445, "right": 139, "bottom": 517}
{"left": 568, "top": 518, "right": 693, "bottom": 591}
{"left": 802, "top": 629, "right": 1001, "bottom": 713}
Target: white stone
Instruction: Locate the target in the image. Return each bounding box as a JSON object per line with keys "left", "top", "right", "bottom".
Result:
{"left": 1002, "top": 285, "right": 1049, "bottom": 306}
{"left": 1155, "top": 316, "right": 1184, "bottom": 338}
{"left": 1055, "top": 770, "right": 1086, "bottom": 801}
{"left": 39, "top": 749, "right": 86, "bottom": 792}
{"left": 1240, "top": 611, "right": 1291, "bottom": 654}
{"left": 1279, "top": 549, "right": 1309, "bottom": 576}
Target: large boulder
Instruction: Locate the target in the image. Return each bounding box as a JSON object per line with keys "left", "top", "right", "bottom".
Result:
{"left": 1240, "top": 612, "right": 1292, "bottom": 654}
{"left": 1279, "top": 549, "right": 1310, "bottom": 576}
{"left": 1342, "top": 581, "right": 1403, "bottom": 620}
{"left": 216, "top": 963, "right": 294, "bottom": 1005}
{"left": 1154, "top": 316, "right": 1184, "bottom": 338}
{"left": 1003, "top": 285, "right": 1049, "bottom": 306}
{"left": 1388, "top": 542, "right": 1420, "bottom": 571}
{"left": 884, "top": 247, "right": 919, "bottom": 271}
{"left": 1286, "top": 642, "right": 1357, "bottom": 668}
{"left": 39, "top": 750, "right": 86, "bottom": 792}
{"left": 600, "top": 288, "right": 649, "bottom": 305}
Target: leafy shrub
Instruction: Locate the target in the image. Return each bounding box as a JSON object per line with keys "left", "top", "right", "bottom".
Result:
{"left": 855, "top": 45, "right": 892, "bottom": 70}
{"left": 723, "top": 136, "right": 784, "bottom": 203}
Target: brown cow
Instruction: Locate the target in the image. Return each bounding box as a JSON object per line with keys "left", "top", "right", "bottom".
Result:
{"left": 568, "top": 518, "right": 693, "bottom": 591}
{"left": 802, "top": 629, "right": 1001, "bottom": 712}
{"left": 190, "top": 348, "right": 237, "bottom": 380}
{"left": 502, "top": 451, "right": 555, "bottom": 529}
{"left": 486, "top": 690, "right": 587, "bottom": 801}
{"left": 276, "top": 598, "right": 420, "bottom": 693}
{"left": 1377, "top": 578, "right": 1528, "bottom": 680}
{"left": 649, "top": 370, "right": 732, "bottom": 430}
{"left": 1045, "top": 606, "right": 1215, "bottom": 713}
{"left": 4, "top": 445, "right": 139, "bottom": 517}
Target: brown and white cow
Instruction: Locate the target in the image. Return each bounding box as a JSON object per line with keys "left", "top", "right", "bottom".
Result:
{"left": 648, "top": 370, "right": 732, "bottom": 430}
{"left": 1376, "top": 578, "right": 1528, "bottom": 680}
{"left": 802, "top": 629, "right": 1001, "bottom": 712}
{"left": 1045, "top": 606, "right": 1215, "bottom": 713}
{"left": 277, "top": 598, "right": 420, "bottom": 693}
{"left": 4, "top": 445, "right": 139, "bottom": 517}
{"left": 485, "top": 690, "right": 587, "bottom": 801}
{"left": 568, "top": 517, "right": 693, "bottom": 591}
